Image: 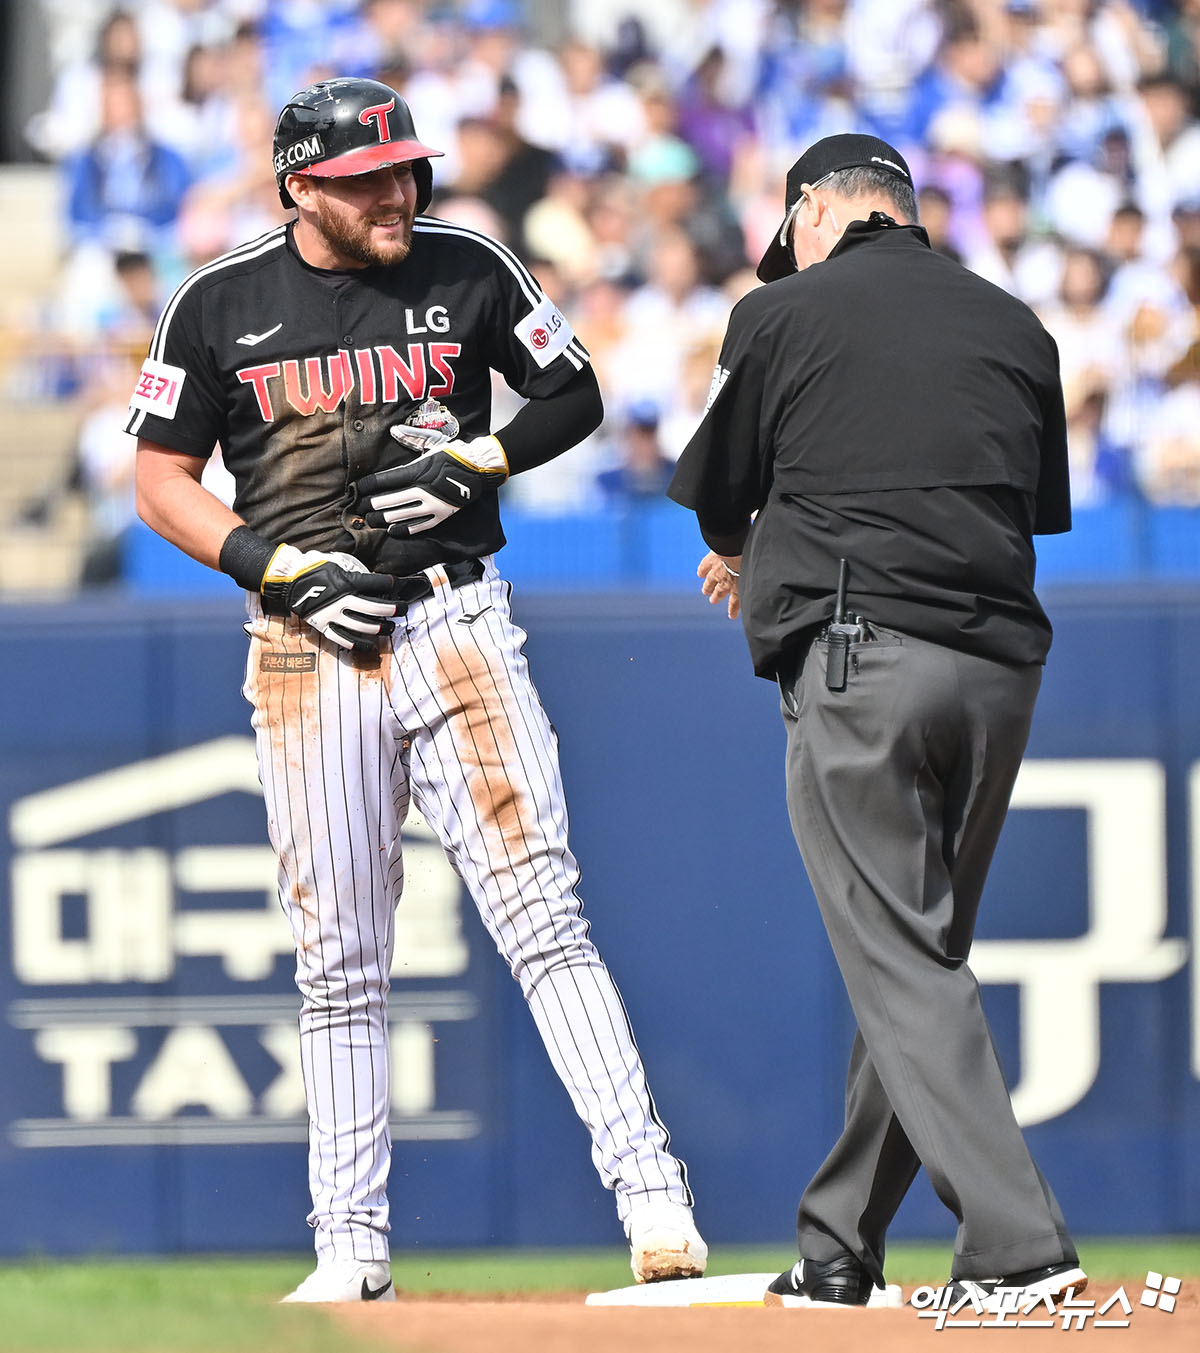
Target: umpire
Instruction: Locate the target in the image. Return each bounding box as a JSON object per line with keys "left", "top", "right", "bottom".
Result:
{"left": 669, "top": 134, "right": 1085, "bottom": 1311}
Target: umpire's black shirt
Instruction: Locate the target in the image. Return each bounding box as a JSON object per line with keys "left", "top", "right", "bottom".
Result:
{"left": 668, "top": 214, "right": 1071, "bottom": 678}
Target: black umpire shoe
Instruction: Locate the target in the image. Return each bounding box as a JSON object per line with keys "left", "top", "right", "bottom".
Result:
{"left": 764, "top": 1254, "right": 875, "bottom": 1307}
{"left": 942, "top": 1261, "right": 1088, "bottom": 1313}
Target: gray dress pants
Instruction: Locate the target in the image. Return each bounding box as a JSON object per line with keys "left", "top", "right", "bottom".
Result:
{"left": 780, "top": 624, "right": 1078, "bottom": 1285}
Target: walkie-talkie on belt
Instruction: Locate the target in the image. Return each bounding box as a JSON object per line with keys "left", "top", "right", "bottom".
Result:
{"left": 824, "top": 558, "right": 865, "bottom": 692}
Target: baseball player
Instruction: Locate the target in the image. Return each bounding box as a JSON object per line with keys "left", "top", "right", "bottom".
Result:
{"left": 129, "top": 77, "right": 704, "bottom": 1302}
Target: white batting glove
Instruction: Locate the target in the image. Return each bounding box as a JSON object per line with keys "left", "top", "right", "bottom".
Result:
{"left": 356, "top": 433, "right": 508, "bottom": 537}
{"left": 261, "top": 546, "right": 398, "bottom": 653}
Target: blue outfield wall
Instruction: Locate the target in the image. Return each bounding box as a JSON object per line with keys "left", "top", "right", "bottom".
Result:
{"left": 0, "top": 582, "right": 1198, "bottom": 1257}
{"left": 123, "top": 502, "right": 1200, "bottom": 593}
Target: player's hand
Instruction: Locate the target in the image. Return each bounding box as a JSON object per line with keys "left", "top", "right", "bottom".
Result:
{"left": 698, "top": 551, "right": 742, "bottom": 620}
{"left": 355, "top": 433, "right": 508, "bottom": 537}
{"left": 261, "top": 546, "right": 398, "bottom": 653}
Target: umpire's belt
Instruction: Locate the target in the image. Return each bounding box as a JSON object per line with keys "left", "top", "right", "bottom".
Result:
{"left": 388, "top": 557, "right": 485, "bottom": 606}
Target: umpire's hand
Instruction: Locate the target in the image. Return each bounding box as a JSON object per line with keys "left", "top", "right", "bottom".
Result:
{"left": 261, "top": 546, "right": 398, "bottom": 653}
{"left": 354, "top": 428, "right": 508, "bottom": 537}
{"left": 698, "top": 551, "right": 742, "bottom": 619}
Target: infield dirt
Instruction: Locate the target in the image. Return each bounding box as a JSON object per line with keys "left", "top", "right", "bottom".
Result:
{"left": 341, "top": 1280, "right": 1198, "bottom": 1352}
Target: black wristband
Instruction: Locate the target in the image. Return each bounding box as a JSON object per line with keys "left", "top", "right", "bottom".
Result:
{"left": 218, "top": 525, "right": 276, "bottom": 592}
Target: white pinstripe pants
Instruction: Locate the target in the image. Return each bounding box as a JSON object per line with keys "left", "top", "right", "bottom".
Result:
{"left": 242, "top": 559, "right": 691, "bottom": 1262}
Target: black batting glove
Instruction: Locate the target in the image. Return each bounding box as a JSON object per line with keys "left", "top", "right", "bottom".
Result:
{"left": 261, "top": 546, "right": 398, "bottom": 653}
{"left": 355, "top": 429, "right": 508, "bottom": 538}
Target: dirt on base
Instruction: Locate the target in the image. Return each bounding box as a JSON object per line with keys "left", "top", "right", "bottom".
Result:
{"left": 340, "top": 1281, "right": 1199, "bottom": 1353}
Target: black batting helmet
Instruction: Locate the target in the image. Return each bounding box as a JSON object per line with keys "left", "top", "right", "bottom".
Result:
{"left": 272, "top": 77, "right": 443, "bottom": 212}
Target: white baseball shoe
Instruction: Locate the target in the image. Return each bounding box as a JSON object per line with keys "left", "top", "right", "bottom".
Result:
{"left": 280, "top": 1259, "right": 396, "bottom": 1303}
{"left": 627, "top": 1200, "right": 708, "bottom": 1283}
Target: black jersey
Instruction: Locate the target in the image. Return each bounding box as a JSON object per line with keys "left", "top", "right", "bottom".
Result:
{"left": 126, "top": 218, "right": 590, "bottom": 573}
{"left": 669, "top": 217, "right": 1071, "bottom": 676}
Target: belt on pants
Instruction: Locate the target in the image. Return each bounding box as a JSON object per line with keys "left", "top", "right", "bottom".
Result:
{"left": 387, "top": 556, "right": 485, "bottom": 606}
{"left": 261, "top": 557, "right": 485, "bottom": 617}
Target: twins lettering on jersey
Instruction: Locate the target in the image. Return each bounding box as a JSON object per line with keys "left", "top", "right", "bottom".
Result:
{"left": 233, "top": 303, "right": 459, "bottom": 421}
{"left": 237, "top": 342, "right": 461, "bottom": 422}
{"left": 133, "top": 308, "right": 463, "bottom": 424}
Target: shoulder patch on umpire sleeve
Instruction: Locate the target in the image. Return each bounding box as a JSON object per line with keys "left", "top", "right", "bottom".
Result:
{"left": 705, "top": 364, "right": 730, "bottom": 411}
{"left": 514, "top": 296, "right": 574, "bottom": 368}
{"left": 129, "top": 357, "right": 188, "bottom": 420}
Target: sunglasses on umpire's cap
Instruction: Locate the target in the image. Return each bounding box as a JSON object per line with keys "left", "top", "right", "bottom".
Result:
{"left": 756, "top": 133, "right": 914, "bottom": 283}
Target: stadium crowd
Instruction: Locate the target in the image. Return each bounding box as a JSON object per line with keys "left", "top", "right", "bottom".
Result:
{"left": 11, "top": 0, "right": 1200, "bottom": 580}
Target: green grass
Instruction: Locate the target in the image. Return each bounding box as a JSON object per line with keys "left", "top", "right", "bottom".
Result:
{"left": 1, "top": 1240, "right": 1198, "bottom": 1352}
{"left": 0, "top": 1256, "right": 389, "bottom": 1353}
{"left": 380, "top": 1238, "right": 1200, "bottom": 1291}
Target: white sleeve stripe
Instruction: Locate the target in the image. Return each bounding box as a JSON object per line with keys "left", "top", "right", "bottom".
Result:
{"left": 147, "top": 227, "right": 288, "bottom": 364}
{"left": 413, "top": 218, "right": 543, "bottom": 309}
{"left": 415, "top": 219, "right": 593, "bottom": 370}
{"left": 563, "top": 347, "right": 583, "bottom": 370}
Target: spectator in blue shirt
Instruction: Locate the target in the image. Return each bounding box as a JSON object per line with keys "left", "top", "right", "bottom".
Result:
{"left": 596, "top": 401, "right": 677, "bottom": 502}
{"left": 903, "top": 14, "right": 1004, "bottom": 147}
{"left": 64, "top": 65, "right": 191, "bottom": 256}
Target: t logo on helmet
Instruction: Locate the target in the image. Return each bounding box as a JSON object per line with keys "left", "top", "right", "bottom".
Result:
{"left": 358, "top": 98, "right": 396, "bottom": 144}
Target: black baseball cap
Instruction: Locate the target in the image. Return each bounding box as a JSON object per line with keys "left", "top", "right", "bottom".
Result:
{"left": 756, "top": 133, "right": 915, "bottom": 283}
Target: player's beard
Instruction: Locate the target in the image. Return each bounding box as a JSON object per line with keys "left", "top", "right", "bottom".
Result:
{"left": 313, "top": 198, "right": 414, "bottom": 268}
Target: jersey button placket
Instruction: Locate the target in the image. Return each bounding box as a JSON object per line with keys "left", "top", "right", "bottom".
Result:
{"left": 346, "top": 401, "right": 366, "bottom": 530}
